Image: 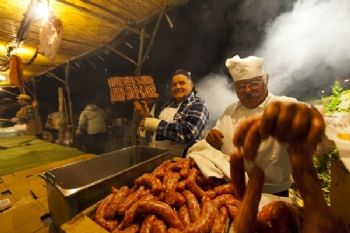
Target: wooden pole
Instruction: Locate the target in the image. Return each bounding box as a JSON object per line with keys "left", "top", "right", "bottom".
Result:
{"left": 135, "top": 28, "right": 145, "bottom": 75}
{"left": 65, "top": 62, "right": 75, "bottom": 146}
{"left": 106, "top": 45, "right": 138, "bottom": 65}
{"left": 58, "top": 87, "right": 65, "bottom": 144}
{"left": 142, "top": 6, "right": 165, "bottom": 64}
{"left": 30, "top": 78, "right": 38, "bottom": 100}
{"left": 132, "top": 28, "right": 146, "bottom": 146}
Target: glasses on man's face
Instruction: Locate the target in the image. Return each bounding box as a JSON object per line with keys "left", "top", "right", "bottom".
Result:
{"left": 235, "top": 79, "right": 263, "bottom": 92}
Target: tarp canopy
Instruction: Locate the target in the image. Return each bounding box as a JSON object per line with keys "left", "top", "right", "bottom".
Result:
{"left": 0, "top": 0, "right": 187, "bottom": 83}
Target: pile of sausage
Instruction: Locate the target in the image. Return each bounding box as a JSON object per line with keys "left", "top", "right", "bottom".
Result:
{"left": 94, "top": 157, "right": 244, "bottom": 233}
{"left": 108, "top": 76, "right": 159, "bottom": 103}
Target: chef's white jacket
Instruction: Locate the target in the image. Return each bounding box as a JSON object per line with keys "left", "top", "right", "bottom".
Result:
{"left": 214, "top": 93, "right": 296, "bottom": 194}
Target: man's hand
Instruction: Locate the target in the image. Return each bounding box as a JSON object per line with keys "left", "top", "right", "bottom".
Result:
{"left": 10, "top": 118, "right": 18, "bottom": 123}
{"left": 206, "top": 129, "right": 224, "bottom": 150}
{"left": 140, "top": 119, "right": 145, "bottom": 131}
{"left": 133, "top": 101, "right": 144, "bottom": 117}
{"left": 133, "top": 101, "right": 149, "bottom": 119}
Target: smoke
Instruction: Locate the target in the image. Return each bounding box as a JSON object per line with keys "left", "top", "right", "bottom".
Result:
{"left": 256, "top": 0, "right": 350, "bottom": 100}
{"left": 196, "top": 73, "right": 237, "bottom": 128}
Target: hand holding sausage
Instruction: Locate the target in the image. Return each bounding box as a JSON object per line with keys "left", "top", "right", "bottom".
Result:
{"left": 233, "top": 101, "right": 325, "bottom": 161}
{"left": 133, "top": 101, "right": 149, "bottom": 119}
{"left": 260, "top": 101, "right": 325, "bottom": 149}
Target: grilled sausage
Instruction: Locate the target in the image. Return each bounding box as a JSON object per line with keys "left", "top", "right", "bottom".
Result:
{"left": 164, "top": 172, "right": 181, "bottom": 191}
{"left": 230, "top": 150, "right": 246, "bottom": 200}
{"left": 165, "top": 161, "right": 183, "bottom": 173}
{"left": 213, "top": 194, "right": 236, "bottom": 209}
{"left": 186, "top": 168, "right": 216, "bottom": 199}
{"left": 226, "top": 204, "right": 239, "bottom": 220}
{"left": 137, "top": 200, "right": 184, "bottom": 230}
{"left": 152, "top": 160, "right": 172, "bottom": 179}
{"left": 140, "top": 215, "right": 156, "bottom": 233}
{"left": 180, "top": 158, "right": 191, "bottom": 178}
{"left": 117, "top": 186, "right": 148, "bottom": 215}
{"left": 164, "top": 172, "right": 182, "bottom": 206}
{"left": 134, "top": 173, "right": 163, "bottom": 195}
{"left": 259, "top": 101, "right": 280, "bottom": 140}
{"left": 183, "top": 198, "right": 216, "bottom": 233}
{"left": 178, "top": 205, "right": 191, "bottom": 227}
{"left": 176, "top": 180, "right": 187, "bottom": 192}
{"left": 211, "top": 206, "right": 229, "bottom": 233}
{"left": 182, "top": 190, "right": 201, "bottom": 223}
{"left": 95, "top": 195, "right": 119, "bottom": 231}
{"left": 233, "top": 165, "right": 264, "bottom": 233}
{"left": 213, "top": 183, "right": 234, "bottom": 195}
{"left": 105, "top": 186, "right": 129, "bottom": 218}
{"left": 305, "top": 107, "right": 325, "bottom": 147}
{"left": 233, "top": 116, "right": 259, "bottom": 147}
{"left": 112, "top": 224, "right": 139, "bottom": 233}
{"left": 273, "top": 102, "right": 297, "bottom": 142}
{"left": 167, "top": 229, "right": 182, "bottom": 233}
{"left": 242, "top": 118, "right": 261, "bottom": 161}
{"left": 151, "top": 219, "right": 167, "bottom": 233}
{"left": 120, "top": 194, "right": 154, "bottom": 229}
{"left": 287, "top": 103, "right": 311, "bottom": 141}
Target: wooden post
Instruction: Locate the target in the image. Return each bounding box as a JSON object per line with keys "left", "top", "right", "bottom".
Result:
{"left": 142, "top": 6, "right": 165, "bottom": 64}
{"left": 65, "top": 62, "right": 75, "bottom": 146}
{"left": 135, "top": 28, "right": 145, "bottom": 75}
{"left": 132, "top": 28, "right": 146, "bottom": 146}
{"left": 58, "top": 87, "right": 66, "bottom": 144}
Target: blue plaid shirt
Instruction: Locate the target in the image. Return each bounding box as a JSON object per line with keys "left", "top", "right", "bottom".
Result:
{"left": 156, "top": 92, "right": 209, "bottom": 148}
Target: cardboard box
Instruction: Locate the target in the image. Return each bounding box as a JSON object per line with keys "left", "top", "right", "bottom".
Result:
{"left": 61, "top": 202, "right": 108, "bottom": 233}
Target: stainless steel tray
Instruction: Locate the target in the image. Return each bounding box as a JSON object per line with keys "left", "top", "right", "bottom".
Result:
{"left": 40, "top": 145, "right": 173, "bottom": 228}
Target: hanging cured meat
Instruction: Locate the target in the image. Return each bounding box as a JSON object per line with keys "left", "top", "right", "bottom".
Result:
{"left": 9, "top": 55, "right": 24, "bottom": 88}
{"left": 38, "top": 15, "right": 63, "bottom": 62}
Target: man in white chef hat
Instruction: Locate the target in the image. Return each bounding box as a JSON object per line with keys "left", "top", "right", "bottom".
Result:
{"left": 206, "top": 55, "right": 297, "bottom": 196}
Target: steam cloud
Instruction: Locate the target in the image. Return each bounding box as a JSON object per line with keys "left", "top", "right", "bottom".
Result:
{"left": 196, "top": 74, "right": 237, "bottom": 128}
{"left": 256, "top": 0, "right": 350, "bottom": 100}
{"left": 195, "top": 0, "right": 350, "bottom": 126}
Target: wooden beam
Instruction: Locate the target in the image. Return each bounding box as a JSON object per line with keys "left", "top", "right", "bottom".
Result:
{"left": 46, "top": 72, "right": 66, "bottom": 84}
{"left": 106, "top": 45, "right": 137, "bottom": 65}
{"left": 65, "top": 61, "right": 75, "bottom": 139}
{"left": 142, "top": 6, "right": 165, "bottom": 64}
{"left": 87, "top": 59, "right": 97, "bottom": 69}
{"left": 55, "top": 0, "right": 150, "bottom": 38}
{"left": 136, "top": 28, "right": 146, "bottom": 75}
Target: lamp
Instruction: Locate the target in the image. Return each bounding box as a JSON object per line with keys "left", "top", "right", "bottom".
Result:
{"left": 33, "top": 0, "right": 51, "bottom": 22}
{"left": 0, "top": 73, "right": 6, "bottom": 81}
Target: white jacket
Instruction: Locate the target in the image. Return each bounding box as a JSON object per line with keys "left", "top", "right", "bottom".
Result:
{"left": 77, "top": 105, "right": 108, "bottom": 135}
{"left": 215, "top": 93, "right": 296, "bottom": 194}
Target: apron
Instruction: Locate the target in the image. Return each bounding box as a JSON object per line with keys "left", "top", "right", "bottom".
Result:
{"left": 154, "top": 105, "right": 186, "bottom": 155}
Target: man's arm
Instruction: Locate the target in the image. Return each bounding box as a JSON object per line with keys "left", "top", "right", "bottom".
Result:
{"left": 76, "top": 112, "right": 87, "bottom": 134}
{"left": 154, "top": 102, "right": 209, "bottom": 144}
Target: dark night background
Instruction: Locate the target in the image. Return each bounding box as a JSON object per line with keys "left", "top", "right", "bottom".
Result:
{"left": 2, "top": 0, "right": 350, "bottom": 128}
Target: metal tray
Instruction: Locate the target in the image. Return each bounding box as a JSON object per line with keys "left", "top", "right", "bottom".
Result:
{"left": 40, "top": 145, "right": 173, "bottom": 228}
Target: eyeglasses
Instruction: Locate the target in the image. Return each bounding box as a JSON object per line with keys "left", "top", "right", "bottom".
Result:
{"left": 235, "top": 80, "right": 263, "bottom": 92}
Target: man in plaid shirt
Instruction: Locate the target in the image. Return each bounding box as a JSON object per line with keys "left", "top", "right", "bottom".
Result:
{"left": 138, "top": 69, "right": 209, "bottom": 156}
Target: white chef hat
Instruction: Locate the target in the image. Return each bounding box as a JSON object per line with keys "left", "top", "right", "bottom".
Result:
{"left": 225, "top": 55, "right": 265, "bottom": 81}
